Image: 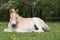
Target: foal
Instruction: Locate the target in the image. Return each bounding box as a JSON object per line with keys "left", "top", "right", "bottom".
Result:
{"left": 4, "top": 9, "right": 49, "bottom": 32}
{"left": 4, "top": 9, "right": 18, "bottom": 32}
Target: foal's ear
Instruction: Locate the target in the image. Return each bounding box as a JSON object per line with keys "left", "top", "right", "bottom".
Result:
{"left": 9, "top": 9, "right": 15, "bottom": 13}
{"left": 9, "top": 9, "right": 12, "bottom": 13}
{"left": 16, "top": 9, "right": 19, "bottom": 13}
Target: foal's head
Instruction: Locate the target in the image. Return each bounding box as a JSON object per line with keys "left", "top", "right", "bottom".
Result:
{"left": 9, "top": 9, "right": 19, "bottom": 27}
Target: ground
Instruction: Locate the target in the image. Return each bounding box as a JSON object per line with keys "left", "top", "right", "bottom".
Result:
{"left": 0, "top": 22, "right": 60, "bottom": 40}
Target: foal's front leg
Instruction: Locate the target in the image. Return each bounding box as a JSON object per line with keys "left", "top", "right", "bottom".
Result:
{"left": 4, "top": 23, "right": 13, "bottom": 32}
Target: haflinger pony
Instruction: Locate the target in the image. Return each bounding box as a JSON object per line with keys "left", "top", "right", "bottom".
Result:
{"left": 4, "top": 9, "right": 49, "bottom": 32}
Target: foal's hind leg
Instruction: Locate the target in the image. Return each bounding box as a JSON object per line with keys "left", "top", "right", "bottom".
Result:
{"left": 33, "top": 18, "right": 44, "bottom": 32}
{"left": 33, "top": 17, "right": 49, "bottom": 32}
{"left": 34, "top": 25, "right": 44, "bottom": 32}
{"left": 33, "top": 21, "right": 44, "bottom": 32}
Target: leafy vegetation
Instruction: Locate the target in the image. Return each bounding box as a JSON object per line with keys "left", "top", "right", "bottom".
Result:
{"left": 0, "top": 0, "right": 60, "bottom": 21}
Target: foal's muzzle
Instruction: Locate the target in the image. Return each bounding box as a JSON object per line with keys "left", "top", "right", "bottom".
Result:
{"left": 12, "top": 24, "right": 16, "bottom": 27}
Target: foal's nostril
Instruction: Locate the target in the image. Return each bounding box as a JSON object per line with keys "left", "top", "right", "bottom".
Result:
{"left": 12, "top": 24, "right": 16, "bottom": 27}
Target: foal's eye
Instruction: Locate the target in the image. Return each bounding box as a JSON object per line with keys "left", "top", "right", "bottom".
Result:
{"left": 16, "top": 17, "right": 17, "bottom": 19}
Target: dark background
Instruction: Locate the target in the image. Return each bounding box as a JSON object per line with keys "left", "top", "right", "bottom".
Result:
{"left": 0, "top": 0, "right": 60, "bottom": 21}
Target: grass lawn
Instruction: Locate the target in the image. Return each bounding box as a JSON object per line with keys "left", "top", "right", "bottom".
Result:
{"left": 0, "top": 22, "right": 60, "bottom": 40}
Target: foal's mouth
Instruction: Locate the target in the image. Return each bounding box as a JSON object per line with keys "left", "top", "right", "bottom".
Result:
{"left": 12, "top": 24, "right": 16, "bottom": 28}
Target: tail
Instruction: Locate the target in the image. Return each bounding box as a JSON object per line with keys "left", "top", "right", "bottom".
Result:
{"left": 33, "top": 17, "right": 49, "bottom": 32}
{"left": 42, "top": 24, "right": 49, "bottom": 32}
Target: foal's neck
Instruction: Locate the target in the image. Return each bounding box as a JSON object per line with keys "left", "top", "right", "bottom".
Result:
{"left": 17, "top": 15, "right": 22, "bottom": 18}
{"left": 17, "top": 14, "right": 23, "bottom": 21}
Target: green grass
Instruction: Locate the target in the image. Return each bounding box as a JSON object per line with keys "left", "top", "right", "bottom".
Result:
{"left": 0, "top": 22, "right": 60, "bottom": 40}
